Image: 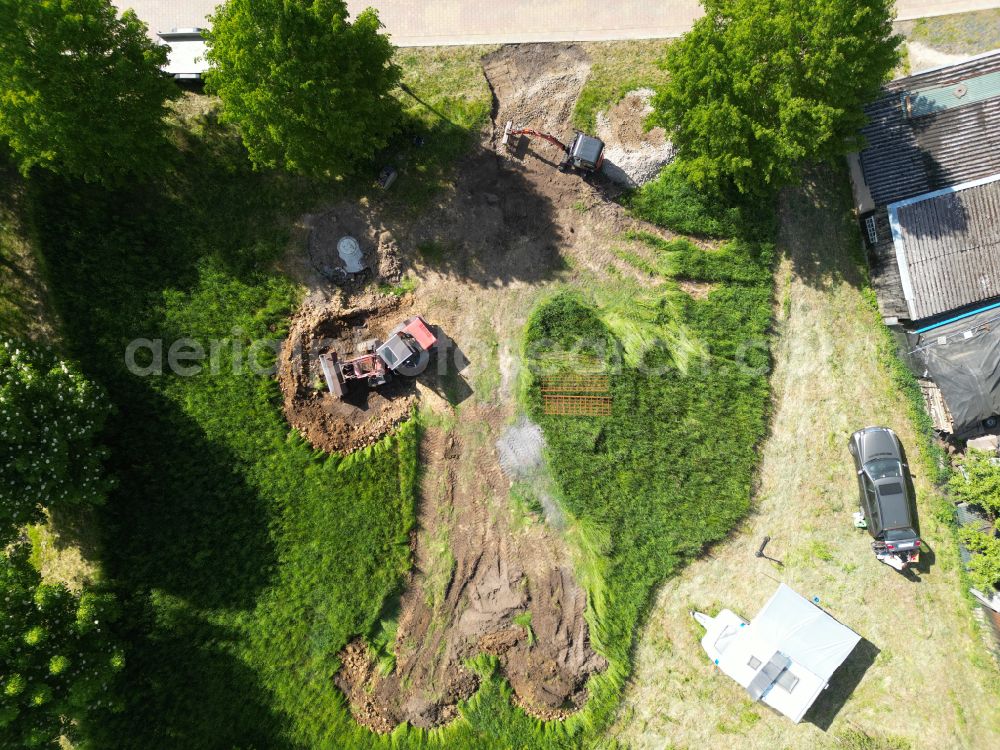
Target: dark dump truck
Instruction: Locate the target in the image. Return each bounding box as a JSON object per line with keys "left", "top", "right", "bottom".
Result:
{"left": 848, "top": 426, "right": 922, "bottom": 571}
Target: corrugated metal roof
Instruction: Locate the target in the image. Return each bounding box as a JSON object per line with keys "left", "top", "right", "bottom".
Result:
{"left": 889, "top": 175, "right": 1000, "bottom": 321}
{"left": 859, "top": 51, "right": 1000, "bottom": 207}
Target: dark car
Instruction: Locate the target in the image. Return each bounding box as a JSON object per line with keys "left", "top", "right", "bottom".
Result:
{"left": 848, "top": 426, "right": 921, "bottom": 568}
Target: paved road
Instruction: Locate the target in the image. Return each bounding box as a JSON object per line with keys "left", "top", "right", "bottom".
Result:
{"left": 115, "top": 1, "right": 1000, "bottom": 46}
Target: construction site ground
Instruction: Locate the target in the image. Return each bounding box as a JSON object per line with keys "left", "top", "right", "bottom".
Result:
{"left": 275, "top": 37, "right": 1000, "bottom": 741}
{"left": 274, "top": 43, "right": 686, "bottom": 729}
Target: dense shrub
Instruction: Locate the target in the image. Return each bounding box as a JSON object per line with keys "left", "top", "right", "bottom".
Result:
{"left": 625, "top": 163, "right": 748, "bottom": 238}
{"left": 0, "top": 339, "right": 112, "bottom": 544}
{"left": 950, "top": 450, "right": 1000, "bottom": 517}
{"left": 950, "top": 450, "right": 1000, "bottom": 590}
{"left": 0, "top": 543, "right": 124, "bottom": 748}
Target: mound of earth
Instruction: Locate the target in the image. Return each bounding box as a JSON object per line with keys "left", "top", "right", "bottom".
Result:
{"left": 596, "top": 89, "right": 675, "bottom": 188}
{"left": 485, "top": 44, "right": 592, "bottom": 142}
{"left": 276, "top": 298, "right": 418, "bottom": 453}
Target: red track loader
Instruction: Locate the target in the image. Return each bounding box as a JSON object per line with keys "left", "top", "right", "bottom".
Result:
{"left": 318, "top": 316, "right": 437, "bottom": 399}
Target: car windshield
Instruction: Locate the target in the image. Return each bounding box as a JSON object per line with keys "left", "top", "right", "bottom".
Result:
{"left": 866, "top": 458, "right": 901, "bottom": 480}
{"left": 885, "top": 527, "right": 917, "bottom": 541}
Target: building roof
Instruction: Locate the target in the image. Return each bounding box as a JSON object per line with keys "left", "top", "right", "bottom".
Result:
{"left": 697, "top": 585, "right": 861, "bottom": 724}
{"left": 889, "top": 174, "right": 1000, "bottom": 321}
{"left": 858, "top": 50, "right": 1000, "bottom": 207}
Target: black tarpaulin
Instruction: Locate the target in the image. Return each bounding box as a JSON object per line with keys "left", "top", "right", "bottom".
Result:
{"left": 909, "top": 306, "right": 1000, "bottom": 434}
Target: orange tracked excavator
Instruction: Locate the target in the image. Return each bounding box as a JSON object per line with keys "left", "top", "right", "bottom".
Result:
{"left": 501, "top": 120, "right": 605, "bottom": 174}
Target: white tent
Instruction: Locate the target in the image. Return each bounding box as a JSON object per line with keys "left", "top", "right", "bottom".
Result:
{"left": 695, "top": 584, "right": 861, "bottom": 723}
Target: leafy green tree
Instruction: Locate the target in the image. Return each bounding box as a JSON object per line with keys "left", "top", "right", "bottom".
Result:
{"left": 0, "top": 0, "right": 177, "bottom": 183}
{"left": 0, "top": 544, "right": 124, "bottom": 748}
{"left": 651, "top": 0, "right": 901, "bottom": 195}
{"left": 205, "top": 0, "right": 401, "bottom": 177}
{"left": 0, "top": 339, "right": 112, "bottom": 544}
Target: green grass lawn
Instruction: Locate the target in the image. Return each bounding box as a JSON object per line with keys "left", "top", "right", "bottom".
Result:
{"left": 520, "top": 188, "right": 776, "bottom": 736}
{"left": 573, "top": 40, "right": 672, "bottom": 132}
{"left": 389, "top": 46, "right": 497, "bottom": 205}
{"left": 898, "top": 9, "right": 1000, "bottom": 55}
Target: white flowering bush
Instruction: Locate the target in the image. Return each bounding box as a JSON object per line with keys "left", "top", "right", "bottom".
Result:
{"left": 0, "top": 544, "right": 124, "bottom": 747}
{"left": 0, "top": 339, "right": 112, "bottom": 544}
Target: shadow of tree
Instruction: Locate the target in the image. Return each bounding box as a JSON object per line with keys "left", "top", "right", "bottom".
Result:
{"left": 28, "top": 149, "right": 294, "bottom": 744}
{"left": 373, "top": 145, "right": 566, "bottom": 289}
{"left": 93, "top": 611, "right": 291, "bottom": 749}
{"left": 778, "top": 165, "right": 868, "bottom": 290}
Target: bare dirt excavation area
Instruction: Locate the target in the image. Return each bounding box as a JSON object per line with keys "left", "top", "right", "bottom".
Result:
{"left": 275, "top": 43, "right": 676, "bottom": 730}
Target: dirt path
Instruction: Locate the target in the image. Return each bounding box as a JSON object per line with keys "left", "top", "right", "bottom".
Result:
{"left": 609, "top": 172, "right": 1000, "bottom": 749}
{"left": 336, "top": 412, "right": 606, "bottom": 729}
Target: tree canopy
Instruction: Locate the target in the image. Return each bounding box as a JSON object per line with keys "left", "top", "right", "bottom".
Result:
{"left": 0, "top": 544, "right": 124, "bottom": 748}
{"left": 205, "top": 0, "right": 401, "bottom": 177}
{"left": 651, "top": 0, "right": 901, "bottom": 195}
{"left": 0, "top": 0, "right": 177, "bottom": 183}
{"left": 0, "top": 339, "right": 112, "bottom": 545}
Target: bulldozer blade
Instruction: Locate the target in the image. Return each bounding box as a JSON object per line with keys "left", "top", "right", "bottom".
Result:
{"left": 319, "top": 352, "right": 345, "bottom": 399}
{"left": 501, "top": 120, "right": 513, "bottom": 147}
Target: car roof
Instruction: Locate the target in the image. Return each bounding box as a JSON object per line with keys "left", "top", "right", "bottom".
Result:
{"left": 875, "top": 479, "right": 911, "bottom": 529}
{"left": 858, "top": 427, "right": 901, "bottom": 463}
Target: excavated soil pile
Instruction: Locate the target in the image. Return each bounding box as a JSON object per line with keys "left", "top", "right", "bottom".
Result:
{"left": 486, "top": 44, "right": 592, "bottom": 142}
{"left": 336, "top": 421, "right": 606, "bottom": 731}
{"left": 276, "top": 298, "right": 417, "bottom": 453}
{"left": 596, "top": 89, "right": 675, "bottom": 188}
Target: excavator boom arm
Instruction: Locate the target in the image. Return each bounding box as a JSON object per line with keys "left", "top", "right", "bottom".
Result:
{"left": 505, "top": 124, "right": 568, "bottom": 153}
